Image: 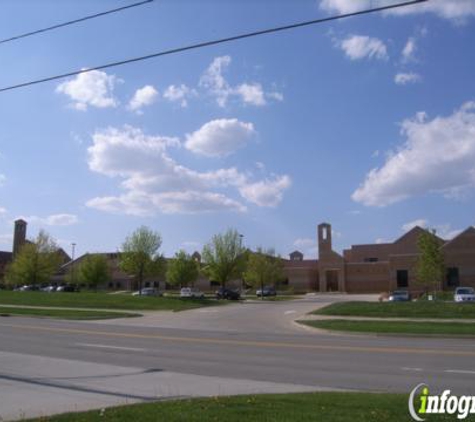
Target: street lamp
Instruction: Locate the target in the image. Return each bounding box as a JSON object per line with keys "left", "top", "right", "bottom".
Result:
{"left": 71, "top": 243, "right": 76, "bottom": 285}
{"left": 239, "top": 234, "right": 244, "bottom": 292}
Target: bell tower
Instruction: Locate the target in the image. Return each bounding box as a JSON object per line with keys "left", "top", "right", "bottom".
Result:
{"left": 13, "top": 219, "right": 27, "bottom": 258}
{"left": 318, "top": 222, "right": 332, "bottom": 257}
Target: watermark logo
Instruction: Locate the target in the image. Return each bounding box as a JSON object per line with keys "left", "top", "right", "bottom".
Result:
{"left": 409, "top": 383, "right": 475, "bottom": 420}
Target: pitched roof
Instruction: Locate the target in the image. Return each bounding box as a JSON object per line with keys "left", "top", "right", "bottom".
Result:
{"left": 441, "top": 226, "right": 475, "bottom": 250}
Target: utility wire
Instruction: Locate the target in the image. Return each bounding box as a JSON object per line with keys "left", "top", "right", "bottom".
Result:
{"left": 0, "top": 0, "right": 154, "bottom": 45}
{"left": 0, "top": 0, "right": 428, "bottom": 93}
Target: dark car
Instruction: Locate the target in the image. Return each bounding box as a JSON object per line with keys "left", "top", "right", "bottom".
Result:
{"left": 256, "top": 286, "right": 277, "bottom": 297}
{"left": 216, "top": 287, "right": 240, "bottom": 300}
{"left": 388, "top": 290, "right": 411, "bottom": 302}
{"left": 56, "top": 284, "right": 79, "bottom": 293}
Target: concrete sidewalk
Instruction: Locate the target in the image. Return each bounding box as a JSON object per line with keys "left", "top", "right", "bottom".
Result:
{"left": 0, "top": 351, "right": 338, "bottom": 421}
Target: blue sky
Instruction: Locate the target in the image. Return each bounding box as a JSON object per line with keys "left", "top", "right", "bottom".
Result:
{"left": 0, "top": 0, "right": 475, "bottom": 259}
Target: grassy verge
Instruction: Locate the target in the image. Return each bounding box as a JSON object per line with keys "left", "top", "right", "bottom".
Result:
{"left": 0, "top": 306, "right": 139, "bottom": 320}
{"left": 313, "top": 301, "right": 475, "bottom": 319}
{"left": 300, "top": 319, "right": 475, "bottom": 336}
{"left": 25, "top": 392, "right": 454, "bottom": 422}
{"left": 0, "top": 291, "right": 223, "bottom": 312}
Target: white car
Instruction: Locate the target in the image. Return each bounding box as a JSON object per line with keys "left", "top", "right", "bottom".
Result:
{"left": 454, "top": 287, "right": 475, "bottom": 303}
{"left": 132, "top": 287, "right": 161, "bottom": 297}
{"left": 180, "top": 287, "right": 205, "bottom": 299}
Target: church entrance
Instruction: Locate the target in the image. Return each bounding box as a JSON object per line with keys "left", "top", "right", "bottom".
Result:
{"left": 326, "top": 270, "right": 339, "bottom": 292}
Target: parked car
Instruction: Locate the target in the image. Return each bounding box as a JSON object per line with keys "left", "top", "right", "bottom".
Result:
{"left": 388, "top": 290, "right": 411, "bottom": 302}
{"left": 454, "top": 287, "right": 475, "bottom": 303}
{"left": 215, "top": 287, "right": 240, "bottom": 300}
{"left": 56, "top": 284, "right": 79, "bottom": 293}
{"left": 41, "top": 285, "right": 57, "bottom": 293}
{"left": 256, "top": 286, "right": 277, "bottom": 297}
{"left": 15, "top": 285, "right": 41, "bottom": 292}
{"left": 180, "top": 287, "right": 205, "bottom": 299}
{"left": 132, "top": 287, "right": 162, "bottom": 297}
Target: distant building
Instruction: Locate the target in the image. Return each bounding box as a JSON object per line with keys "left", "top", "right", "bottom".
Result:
{"left": 283, "top": 223, "right": 475, "bottom": 293}
{"left": 0, "top": 219, "right": 70, "bottom": 284}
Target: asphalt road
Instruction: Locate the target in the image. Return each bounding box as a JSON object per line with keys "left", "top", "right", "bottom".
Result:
{"left": 1, "top": 294, "right": 475, "bottom": 420}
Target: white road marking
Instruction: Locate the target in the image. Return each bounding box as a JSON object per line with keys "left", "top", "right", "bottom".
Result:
{"left": 284, "top": 310, "right": 296, "bottom": 315}
{"left": 445, "top": 370, "right": 475, "bottom": 375}
{"left": 75, "top": 343, "right": 147, "bottom": 352}
{"left": 401, "top": 367, "right": 423, "bottom": 372}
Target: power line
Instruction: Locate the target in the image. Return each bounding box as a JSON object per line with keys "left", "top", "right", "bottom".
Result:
{"left": 0, "top": 0, "right": 154, "bottom": 45}
{"left": 0, "top": 0, "right": 428, "bottom": 94}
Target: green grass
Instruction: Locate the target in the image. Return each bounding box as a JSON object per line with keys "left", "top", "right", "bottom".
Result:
{"left": 0, "top": 306, "right": 139, "bottom": 320}
{"left": 0, "top": 291, "right": 223, "bottom": 312}
{"left": 300, "top": 319, "right": 475, "bottom": 336}
{"left": 313, "top": 301, "right": 475, "bottom": 319}
{"left": 25, "top": 392, "right": 454, "bottom": 422}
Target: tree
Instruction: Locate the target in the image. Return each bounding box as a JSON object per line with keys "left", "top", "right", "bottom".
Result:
{"left": 244, "top": 248, "right": 285, "bottom": 300}
{"left": 120, "top": 226, "right": 164, "bottom": 295}
{"left": 78, "top": 254, "right": 111, "bottom": 291}
{"left": 166, "top": 250, "right": 199, "bottom": 288}
{"left": 201, "top": 229, "right": 246, "bottom": 287}
{"left": 416, "top": 229, "right": 445, "bottom": 296}
{"left": 6, "top": 230, "right": 62, "bottom": 286}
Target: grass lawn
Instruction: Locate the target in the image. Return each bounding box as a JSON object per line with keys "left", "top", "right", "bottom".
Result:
{"left": 0, "top": 306, "right": 139, "bottom": 320}
{"left": 300, "top": 319, "right": 475, "bottom": 336}
{"left": 313, "top": 301, "right": 475, "bottom": 319}
{"left": 0, "top": 291, "right": 223, "bottom": 312}
{"left": 25, "top": 392, "right": 454, "bottom": 422}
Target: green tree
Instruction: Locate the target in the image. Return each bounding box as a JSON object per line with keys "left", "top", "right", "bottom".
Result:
{"left": 6, "top": 230, "right": 62, "bottom": 286}
{"left": 201, "top": 229, "right": 246, "bottom": 288}
{"left": 78, "top": 254, "right": 111, "bottom": 291}
{"left": 244, "top": 248, "right": 285, "bottom": 300}
{"left": 120, "top": 226, "right": 164, "bottom": 295}
{"left": 416, "top": 229, "right": 445, "bottom": 296}
{"left": 166, "top": 250, "right": 200, "bottom": 288}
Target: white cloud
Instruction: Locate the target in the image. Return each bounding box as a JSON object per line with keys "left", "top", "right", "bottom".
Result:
{"left": 238, "top": 175, "right": 292, "bottom": 207}
{"left": 200, "top": 55, "right": 232, "bottom": 107}
{"left": 199, "top": 56, "right": 283, "bottom": 107}
{"left": 402, "top": 37, "right": 417, "bottom": 62}
{"left": 56, "top": 70, "right": 119, "bottom": 111}
{"left": 185, "top": 118, "right": 255, "bottom": 158}
{"left": 294, "top": 238, "right": 316, "bottom": 248}
{"left": 435, "top": 224, "right": 463, "bottom": 240}
{"left": 402, "top": 219, "right": 428, "bottom": 232}
{"left": 0, "top": 174, "right": 5, "bottom": 186}
{"left": 353, "top": 102, "right": 475, "bottom": 206}
{"left": 128, "top": 85, "right": 158, "bottom": 112}
{"left": 235, "top": 83, "right": 266, "bottom": 106}
{"left": 401, "top": 219, "right": 462, "bottom": 240}
{"left": 19, "top": 214, "right": 79, "bottom": 226}
{"left": 338, "top": 35, "right": 388, "bottom": 61}
{"left": 163, "top": 84, "right": 197, "bottom": 108}
{"left": 87, "top": 191, "right": 246, "bottom": 215}
{"left": 319, "top": 0, "right": 475, "bottom": 20}
{"left": 86, "top": 126, "right": 291, "bottom": 215}
{"left": 0, "top": 233, "right": 12, "bottom": 246}
{"left": 394, "top": 72, "right": 421, "bottom": 85}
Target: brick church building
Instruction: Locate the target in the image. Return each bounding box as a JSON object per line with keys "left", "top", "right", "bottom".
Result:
{"left": 283, "top": 222, "right": 475, "bottom": 294}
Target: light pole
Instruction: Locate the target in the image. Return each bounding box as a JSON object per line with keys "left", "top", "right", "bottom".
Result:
{"left": 239, "top": 234, "right": 244, "bottom": 293}
{"left": 71, "top": 243, "right": 76, "bottom": 285}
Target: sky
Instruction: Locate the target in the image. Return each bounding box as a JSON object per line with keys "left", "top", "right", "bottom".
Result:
{"left": 0, "top": 0, "right": 475, "bottom": 259}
